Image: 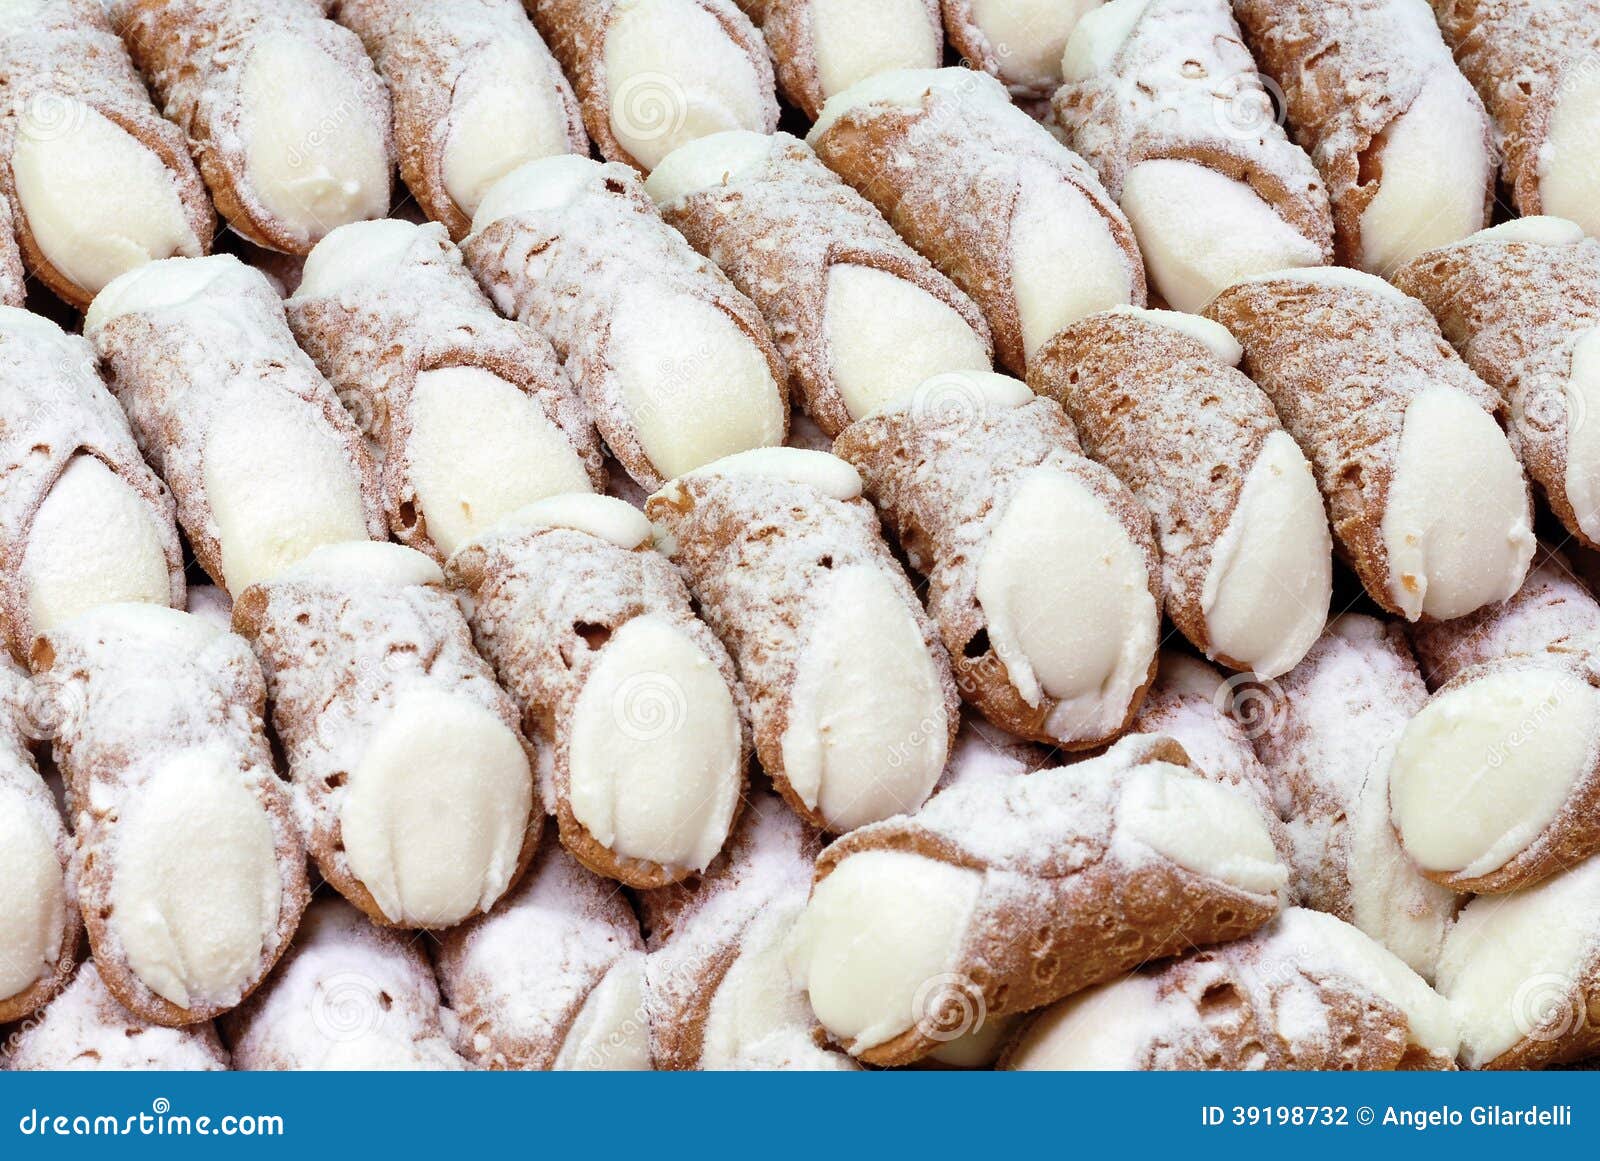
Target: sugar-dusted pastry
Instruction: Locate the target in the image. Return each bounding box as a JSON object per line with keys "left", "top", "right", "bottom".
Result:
{"left": 528, "top": 0, "right": 777, "bottom": 172}
{"left": 1052, "top": 0, "right": 1333, "bottom": 312}
{"left": 0, "top": 657, "right": 77, "bottom": 1025}
{"left": 1006, "top": 907, "right": 1457, "bottom": 1070}
{"left": 1395, "top": 220, "right": 1600, "bottom": 548}
{"left": 226, "top": 898, "right": 467, "bottom": 1070}
{"left": 1233, "top": 0, "right": 1494, "bottom": 275}
{"left": 0, "top": 0, "right": 212, "bottom": 308}
{"left": 465, "top": 156, "right": 787, "bottom": 490}
{"left": 3, "top": 962, "right": 229, "bottom": 1071}
{"left": 34, "top": 604, "right": 308, "bottom": 1025}
{"left": 287, "top": 219, "right": 604, "bottom": 560}
{"left": 1205, "top": 268, "right": 1533, "bottom": 622}
{"left": 647, "top": 449, "right": 959, "bottom": 834}
{"left": 1243, "top": 614, "right": 1457, "bottom": 979}
{"left": 807, "top": 67, "right": 1144, "bottom": 375}
{"left": 447, "top": 496, "right": 748, "bottom": 888}
{"left": 333, "top": 0, "right": 586, "bottom": 239}
{"left": 1434, "top": 0, "right": 1600, "bottom": 236}
{"left": 0, "top": 195, "right": 25, "bottom": 308}
{"left": 640, "top": 790, "right": 855, "bottom": 1070}
{"left": 1033, "top": 308, "right": 1331, "bottom": 676}
{"left": 0, "top": 308, "right": 184, "bottom": 662}
{"left": 789, "top": 733, "right": 1287, "bottom": 1066}
{"left": 436, "top": 839, "right": 654, "bottom": 1070}
{"left": 233, "top": 542, "right": 538, "bottom": 928}
{"left": 86, "top": 255, "right": 385, "bottom": 594}
{"left": 646, "top": 131, "right": 992, "bottom": 437}
{"left": 834, "top": 371, "right": 1159, "bottom": 748}
{"left": 110, "top": 0, "right": 393, "bottom": 254}
{"left": 942, "top": 0, "right": 1100, "bottom": 97}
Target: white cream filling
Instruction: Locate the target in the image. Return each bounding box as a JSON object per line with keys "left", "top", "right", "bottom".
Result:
{"left": 1239, "top": 263, "right": 1415, "bottom": 306}
{"left": 643, "top": 130, "right": 774, "bottom": 204}
{"left": 442, "top": 37, "right": 573, "bottom": 217}
{"left": 277, "top": 540, "right": 443, "bottom": 588}
{"left": 610, "top": 279, "right": 786, "bottom": 479}
{"left": 22, "top": 456, "right": 172, "bottom": 635}
{"left": 483, "top": 493, "right": 654, "bottom": 551}
{"left": 822, "top": 264, "right": 991, "bottom": 419}
{"left": 1106, "top": 305, "right": 1242, "bottom": 365}
{"left": 976, "top": 467, "right": 1157, "bottom": 741}
{"left": 239, "top": 32, "right": 390, "bottom": 241}
{"left": 811, "top": 0, "right": 940, "bottom": 102}
{"left": 1390, "top": 665, "right": 1598, "bottom": 880}
{"left": 972, "top": 0, "right": 1101, "bottom": 89}
{"left": 1381, "top": 385, "right": 1533, "bottom": 620}
{"left": 1201, "top": 431, "right": 1332, "bottom": 678}
{"left": 1120, "top": 761, "right": 1287, "bottom": 897}
{"left": 1562, "top": 328, "right": 1600, "bottom": 542}
{"left": 553, "top": 953, "right": 653, "bottom": 1070}
{"left": 870, "top": 368, "right": 1033, "bottom": 418}
{"left": 1358, "top": 70, "right": 1492, "bottom": 274}
{"left": 74, "top": 602, "right": 224, "bottom": 656}
{"left": 85, "top": 254, "right": 259, "bottom": 333}
{"left": 1537, "top": 62, "right": 1600, "bottom": 238}
{"left": 202, "top": 389, "right": 372, "bottom": 592}
{"left": 790, "top": 849, "right": 982, "bottom": 1052}
{"left": 293, "top": 218, "right": 422, "bottom": 298}
{"left": 781, "top": 564, "right": 948, "bottom": 832}
{"left": 926, "top": 1013, "right": 1021, "bottom": 1068}
{"left": 808, "top": 67, "right": 1015, "bottom": 141}
{"left": 1059, "top": 0, "right": 1149, "bottom": 84}
{"left": 340, "top": 687, "right": 533, "bottom": 927}
{"left": 567, "top": 613, "right": 742, "bottom": 872}
{"left": 10, "top": 100, "right": 199, "bottom": 296}
{"left": 1460, "top": 216, "right": 1585, "bottom": 248}
{"left": 1119, "top": 159, "right": 1325, "bottom": 313}
{"left": 468, "top": 155, "right": 603, "bottom": 234}
{"left": 0, "top": 781, "right": 66, "bottom": 1003}
{"left": 406, "top": 365, "right": 594, "bottom": 557}
{"left": 108, "top": 747, "right": 282, "bottom": 1010}
{"left": 1005, "top": 973, "right": 1163, "bottom": 1069}
{"left": 602, "top": 0, "right": 769, "bottom": 171}
{"left": 681, "top": 446, "right": 863, "bottom": 500}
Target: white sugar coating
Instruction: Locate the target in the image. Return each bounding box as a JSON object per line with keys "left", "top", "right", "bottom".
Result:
{"left": 679, "top": 446, "right": 862, "bottom": 500}
{"left": 277, "top": 540, "right": 443, "bottom": 588}
{"left": 811, "top": 0, "right": 939, "bottom": 100}
{"left": 1461, "top": 217, "right": 1587, "bottom": 247}
{"left": 808, "top": 66, "right": 1009, "bottom": 139}
{"left": 1239, "top": 264, "right": 1414, "bottom": 306}
{"left": 1439, "top": 853, "right": 1600, "bottom": 1067}
{"left": 954, "top": 0, "right": 1097, "bottom": 91}
{"left": 0, "top": 664, "right": 66, "bottom": 1008}
{"left": 1106, "top": 306, "right": 1241, "bottom": 366}
{"left": 85, "top": 253, "right": 256, "bottom": 334}
{"left": 1565, "top": 329, "right": 1600, "bottom": 541}
{"left": 477, "top": 494, "right": 654, "bottom": 552}
{"left": 469, "top": 154, "right": 608, "bottom": 233}
{"left": 870, "top": 368, "right": 1032, "bottom": 418}
{"left": 184, "top": 584, "right": 233, "bottom": 633}
{"left": 3, "top": 962, "right": 228, "bottom": 1072}
{"left": 1540, "top": 59, "right": 1600, "bottom": 237}
{"left": 644, "top": 130, "right": 775, "bottom": 203}
{"left": 1119, "top": 761, "right": 1286, "bottom": 895}
{"left": 294, "top": 218, "right": 424, "bottom": 298}
{"left": 1060, "top": 0, "right": 1149, "bottom": 83}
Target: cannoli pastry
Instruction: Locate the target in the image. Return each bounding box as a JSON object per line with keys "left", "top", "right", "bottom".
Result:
{"left": 528, "top": 0, "right": 778, "bottom": 172}
{"left": 33, "top": 604, "right": 309, "bottom": 1025}
{"left": 833, "top": 372, "right": 1159, "bottom": 748}
{"left": 1394, "top": 220, "right": 1600, "bottom": 548}
{"left": 3, "top": 962, "right": 229, "bottom": 1071}
{"left": 0, "top": 308, "right": 184, "bottom": 662}
{"left": 185, "top": 584, "right": 234, "bottom": 634}
{"left": 1032, "top": 308, "right": 1331, "bottom": 676}
{"left": 1052, "top": 0, "right": 1334, "bottom": 312}
{"left": 225, "top": 898, "right": 466, "bottom": 1070}
{"left": 647, "top": 449, "right": 959, "bottom": 834}
{"left": 941, "top": 0, "right": 1101, "bottom": 98}
{"left": 788, "top": 733, "right": 1287, "bottom": 1066}
{"left": 0, "top": 195, "right": 25, "bottom": 308}
{"left": 646, "top": 131, "right": 993, "bottom": 437}
{"left": 465, "top": 156, "right": 787, "bottom": 490}
{"left": 1205, "top": 268, "right": 1534, "bottom": 622}
{"left": 639, "top": 790, "right": 856, "bottom": 1070}
{"left": 446, "top": 496, "right": 748, "bottom": 888}
{"left": 1233, "top": 0, "right": 1494, "bottom": 275}
{"left": 287, "top": 219, "right": 604, "bottom": 560}
{"left": 807, "top": 67, "right": 1144, "bottom": 375}
{"left": 1433, "top": 0, "right": 1600, "bottom": 236}
{"left": 1005, "top": 908, "right": 1458, "bottom": 1070}
{"left": 109, "top": 0, "right": 394, "bottom": 253}
{"left": 333, "top": 0, "right": 587, "bottom": 240}
{"left": 436, "top": 838, "right": 654, "bottom": 1071}
{"left": 1243, "top": 614, "right": 1457, "bottom": 979}
{"left": 85, "top": 255, "right": 386, "bottom": 594}
{"left": 0, "top": 0, "right": 212, "bottom": 309}
{"left": 0, "top": 657, "right": 76, "bottom": 1025}
{"left": 233, "top": 542, "right": 539, "bottom": 928}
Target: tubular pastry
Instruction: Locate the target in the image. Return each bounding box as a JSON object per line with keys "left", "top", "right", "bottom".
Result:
{"left": 647, "top": 449, "right": 960, "bottom": 835}
{"left": 1233, "top": 0, "right": 1494, "bottom": 275}
{"left": 646, "top": 131, "right": 992, "bottom": 437}
{"left": 232, "top": 542, "right": 539, "bottom": 928}
{"left": 0, "top": 308, "right": 184, "bottom": 662}
{"left": 0, "top": 0, "right": 212, "bottom": 308}
{"left": 833, "top": 371, "right": 1160, "bottom": 749}
{"left": 85, "top": 255, "right": 386, "bottom": 595}
{"left": 287, "top": 219, "right": 604, "bottom": 560}
{"left": 109, "top": 0, "right": 394, "bottom": 253}
{"left": 33, "top": 604, "right": 309, "bottom": 1026}
{"left": 446, "top": 496, "right": 748, "bottom": 888}
{"left": 1205, "top": 268, "right": 1533, "bottom": 622}
{"left": 1052, "top": 0, "right": 1334, "bottom": 312}
{"left": 0, "top": 195, "right": 25, "bottom": 308}
{"left": 1032, "top": 308, "right": 1331, "bottom": 676}
{"left": 332, "top": 0, "right": 586, "bottom": 239}
{"left": 465, "top": 156, "right": 787, "bottom": 491}
{"left": 789, "top": 733, "right": 1288, "bottom": 1066}
{"left": 528, "top": 0, "right": 778, "bottom": 172}
{"left": 806, "top": 67, "right": 1144, "bottom": 376}
{"left": 941, "top": 0, "right": 1101, "bottom": 98}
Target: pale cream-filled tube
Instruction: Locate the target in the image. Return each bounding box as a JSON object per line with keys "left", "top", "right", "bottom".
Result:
{"left": 943, "top": 0, "right": 1102, "bottom": 97}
